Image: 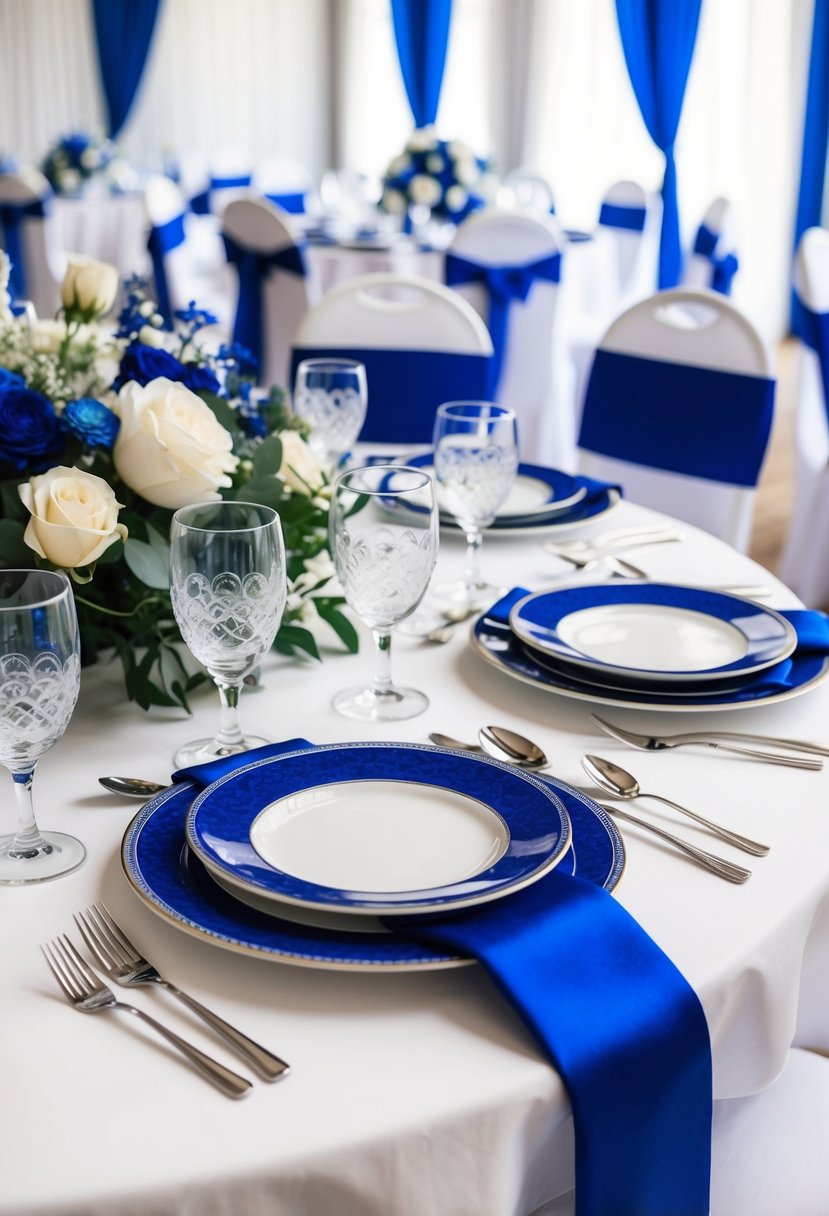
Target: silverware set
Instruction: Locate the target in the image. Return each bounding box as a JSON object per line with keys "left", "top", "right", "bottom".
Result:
{"left": 43, "top": 902, "right": 289, "bottom": 1097}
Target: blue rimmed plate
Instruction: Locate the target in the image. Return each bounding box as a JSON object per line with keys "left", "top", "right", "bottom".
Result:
{"left": 185, "top": 743, "right": 571, "bottom": 916}
{"left": 121, "top": 775, "right": 624, "bottom": 972}
{"left": 509, "top": 584, "right": 797, "bottom": 686}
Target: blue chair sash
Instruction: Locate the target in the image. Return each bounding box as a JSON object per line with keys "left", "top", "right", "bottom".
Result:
{"left": 265, "top": 190, "right": 306, "bottom": 215}
{"left": 693, "top": 223, "right": 739, "bottom": 296}
{"left": 578, "top": 350, "right": 774, "bottom": 487}
{"left": 224, "top": 233, "right": 308, "bottom": 373}
{"left": 174, "top": 733, "right": 713, "bottom": 1216}
{"left": 146, "top": 213, "right": 186, "bottom": 329}
{"left": 792, "top": 291, "right": 829, "bottom": 422}
{"left": 444, "top": 251, "right": 561, "bottom": 396}
{"left": 190, "top": 173, "right": 253, "bottom": 216}
{"left": 290, "top": 345, "right": 493, "bottom": 444}
{"left": 0, "top": 197, "right": 48, "bottom": 302}
{"left": 598, "top": 201, "right": 647, "bottom": 232}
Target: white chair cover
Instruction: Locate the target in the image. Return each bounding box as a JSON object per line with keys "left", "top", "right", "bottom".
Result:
{"left": 0, "top": 167, "right": 61, "bottom": 318}
{"left": 592, "top": 179, "right": 660, "bottom": 318}
{"left": 253, "top": 157, "right": 315, "bottom": 217}
{"left": 577, "top": 288, "right": 774, "bottom": 550}
{"left": 682, "top": 197, "right": 739, "bottom": 296}
{"left": 498, "top": 168, "right": 556, "bottom": 215}
{"left": 444, "top": 207, "right": 570, "bottom": 465}
{"left": 778, "top": 226, "right": 829, "bottom": 606}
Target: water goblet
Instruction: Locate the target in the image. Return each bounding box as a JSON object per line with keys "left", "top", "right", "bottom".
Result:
{"left": 330, "top": 464, "right": 438, "bottom": 720}
{"left": 0, "top": 569, "right": 85, "bottom": 885}
{"left": 170, "top": 501, "right": 287, "bottom": 768}
{"left": 431, "top": 401, "right": 519, "bottom": 609}
{"left": 293, "top": 358, "right": 368, "bottom": 471}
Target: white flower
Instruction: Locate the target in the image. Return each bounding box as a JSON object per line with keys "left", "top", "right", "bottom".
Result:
{"left": 409, "top": 174, "right": 442, "bottom": 207}
{"left": 382, "top": 187, "right": 407, "bottom": 215}
{"left": 426, "top": 153, "right": 445, "bottom": 174}
{"left": 453, "top": 156, "right": 480, "bottom": 187}
{"left": 0, "top": 251, "right": 11, "bottom": 322}
{"left": 387, "top": 154, "right": 411, "bottom": 177}
{"left": 19, "top": 466, "right": 127, "bottom": 569}
{"left": 60, "top": 168, "right": 80, "bottom": 192}
{"left": 448, "top": 139, "right": 473, "bottom": 160}
{"left": 407, "top": 126, "right": 438, "bottom": 153}
{"left": 28, "top": 318, "right": 96, "bottom": 357}
{"left": 80, "top": 148, "right": 99, "bottom": 170}
{"left": 278, "top": 430, "right": 326, "bottom": 495}
{"left": 138, "top": 324, "right": 168, "bottom": 348}
{"left": 114, "top": 377, "right": 238, "bottom": 509}
{"left": 444, "top": 185, "right": 469, "bottom": 213}
{"left": 61, "top": 256, "right": 119, "bottom": 319}
{"left": 290, "top": 549, "right": 336, "bottom": 595}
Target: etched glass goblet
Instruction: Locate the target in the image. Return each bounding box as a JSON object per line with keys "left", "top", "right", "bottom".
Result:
{"left": 0, "top": 569, "right": 85, "bottom": 885}
{"left": 330, "top": 465, "right": 438, "bottom": 720}
{"left": 170, "top": 501, "right": 287, "bottom": 768}
{"left": 432, "top": 401, "right": 519, "bottom": 609}
{"left": 293, "top": 358, "right": 368, "bottom": 471}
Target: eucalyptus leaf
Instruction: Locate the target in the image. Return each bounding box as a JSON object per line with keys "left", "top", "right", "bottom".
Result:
{"left": 252, "top": 435, "right": 284, "bottom": 477}
{"left": 124, "top": 538, "right": 170, "bottom": 590}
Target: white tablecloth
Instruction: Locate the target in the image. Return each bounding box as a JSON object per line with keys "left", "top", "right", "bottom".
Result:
{"left": 3, "top": 502, "right": 829, "bottom": 1215}
{"left": 51, "top": 194, "right": 151, "bottom": 280}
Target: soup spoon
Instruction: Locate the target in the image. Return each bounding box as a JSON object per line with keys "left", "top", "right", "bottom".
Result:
{"left": 99, "top": 776, "right": 168, "bottom": 799}
{"left": 428, "top": 727, "right": 549, "bottom": 769}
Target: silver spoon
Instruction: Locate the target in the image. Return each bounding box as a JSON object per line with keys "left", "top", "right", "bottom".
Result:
{"left": 99, "top": 776, "right": 169, "bottom": 799}
{"left": 429, "top": 731, "right": 483, "bottom": 753}
{"left": 479, "top": 725, "right": 548, "bottom": 768}
{"left": 423, "top": 603, "right": 481, "bottom": 644}
{"left": 581, "top": 754, "right": 769, "bottom": 856}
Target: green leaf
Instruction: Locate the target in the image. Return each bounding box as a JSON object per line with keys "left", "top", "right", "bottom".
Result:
{"left": 124, "top": 538, "right": 170, "bottom": 589}
{"left": 273, "top": 623, "right": 321, "bottom": 661}
{"left": 199, "top": 391, "right": 241, "bottom": 437}
{"left": 0, "top": 519, "right": 33, "bottom": 565}
{"left": 145, "top": 520, "right": 171, "bottom": 559}
{"left": 252, "top": 435, "right": 283, "bottom": 478}
{"left": 316, "top": 604, "right": 360, "bottom": 653}
{"left": 231, "top": 477, "right": 283, "bottom": 510}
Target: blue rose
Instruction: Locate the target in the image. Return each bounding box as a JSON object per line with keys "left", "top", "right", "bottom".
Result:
{"left": 180, "top": 362, "right": 220, "bottom": 394}
{"left": 62, "top": 398, "right": 120, "bottom": 449}
{"left": 0, "top": 386, "right": 64, "bottom": 470}
{"left": 113, "top": 341, "right": 187, "bottom": 389}
{"left": 0, "top": 367, "right": 26, "bottom": 390}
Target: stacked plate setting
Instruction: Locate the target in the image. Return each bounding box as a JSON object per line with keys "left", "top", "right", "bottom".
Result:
{"left": 121, "top": 741, "right": 625, "bottom": 973}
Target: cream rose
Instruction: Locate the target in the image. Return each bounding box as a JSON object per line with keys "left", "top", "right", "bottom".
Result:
{"left": 278, "top": 430, "right": 326, "bottom": 495}
{"left": 114, "top": 377, "right": 238, "bottom": 509}
{"left": 19, "top": 466, "right": 127, "bottom": 569}
{"left": 61, "top": 255, "right": 119, "bottom": 319}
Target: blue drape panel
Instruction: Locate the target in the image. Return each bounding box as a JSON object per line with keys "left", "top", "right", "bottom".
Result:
{"left": 792, "top": 0, "right": 829, "bottom": 325}
{"left": 614, "top": 0, "right": 702, "bottom": 288}
{"left": 390, "top": 0, "right": 453, "bottom": 128}
{"left": 92, "top": 0, "right": 162, "bottom": 138}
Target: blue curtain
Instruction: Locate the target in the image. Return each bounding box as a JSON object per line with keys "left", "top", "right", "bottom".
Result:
{"left": 390, "top": 0, "right": 453, "bottom": 128}
{"left": 615, "top": 0, "right": 703, "bottom": 288}
{"left": 92, "top": 0, "right": 163, "bottom": 139}
{"left": 794, "top": 1, "right": 829, "bottom": 251}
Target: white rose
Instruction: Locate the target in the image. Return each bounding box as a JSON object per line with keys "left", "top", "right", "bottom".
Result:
{"left": 444, "top": 185, "right": 469, "bottom": 214}
{"left": 278, "top": 430, "right": 326, "bottom": 495}
{"left": 382, "top": 187, "right": 407, "bottom": 215}
{"left": 407, "top": 126, "right": 438, "bottom": 153}
{"left": 453, "top": 156, "right": 480, "bottom": 187}
{"left": 426, "top": 153, "right": 445, "bottom": 174}
{"left": 114, "top": 377, "right": 238, "bottom": 509}
{"left": 448, "top": 139, "right": 473, "bottom": 160}
{"left": 61, "top": 255, "right": 119, "bottom": 319}
{"left": 409, "top": 174, "right": 442, "bottom": 207}
{"left": 29, "top": 318, "right": 96, "bottom": 356}
{"left": 19, "top": 466, "right": 127, "bottom": 569}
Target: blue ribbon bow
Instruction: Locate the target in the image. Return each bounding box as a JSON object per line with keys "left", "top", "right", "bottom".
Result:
{"left": 0, "top": 197, "right": 48, "bottom": 301}
{"left": 223, "top": 232, "right": 308, "bottom": 371}
{"left": 693, "top": 223, "right": 739, "bottom": 295}
{"left": 598, "top": 201, "right": 647, "bottom": 232}
{"left": 146, "top": 213, "right": 186, "bottom": 329}
{"left": 445, "top": 250, "right": 561, "bottom": 396}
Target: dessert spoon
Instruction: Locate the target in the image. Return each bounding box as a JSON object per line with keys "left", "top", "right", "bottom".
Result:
{"left": 99, "top": 776, "right": 168, "bottom": 799}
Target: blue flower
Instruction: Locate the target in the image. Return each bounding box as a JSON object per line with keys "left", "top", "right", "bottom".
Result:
{"left": 62, "top": 398, "right": 120, "bottom": 449}
{"left": 180, "top": 362, "right": 220, "bottom": 394}
{"left": 0, "top": 367, "right": 26, "bottom": 390}
{"left": 113, "top": 341, "right": 188, "bottom": 389}
{"left": 174, "top": 303, "right": 219, "bottom": 331}
{"left": 0, "top": 386, "right": 64, "bottom": 470}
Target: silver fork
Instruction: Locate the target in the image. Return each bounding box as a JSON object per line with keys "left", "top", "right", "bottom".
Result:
{"left": 74, "top": 903, "right": 289, "bottom": 1081}
{"left": 590, "top": 713, "right": 825, "bottom": 770}
{"left": 42, "top": 935, "right": 252, "bottom": 1098}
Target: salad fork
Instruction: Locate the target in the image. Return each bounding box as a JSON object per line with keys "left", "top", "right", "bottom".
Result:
{"left": 74, "top": 903, "right": 289, "bottom": 1080}
{"left": 590, "top": 714, "right": 825, "bottom": 769}
{"left": 41, "top": 934, "right": 252, "bottom": 1097}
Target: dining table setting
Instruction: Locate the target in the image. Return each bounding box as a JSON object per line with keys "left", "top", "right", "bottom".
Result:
{"left": 3, "top": 417, "right": 829, "bottom": 1216}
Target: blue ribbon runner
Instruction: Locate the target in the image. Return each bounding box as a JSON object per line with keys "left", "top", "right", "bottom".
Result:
{"left": 289, "top": 344, "right": 492, "bottom": 444}
{"left": 223, "top": 233, "right": 308, "bottom": 371}
{"left": 0, "top": 198, "right": 47, "bottom": 301}
{"left": 445, "top": 250, "right": 561, "bottom": 396}
{"left": 174, "top": 735, "right": 712, "bottom": 1216}
{"left": 578, "top": 350, "right": 774, "bottom": 486}
{"left": 598, "top": 202, "right": 647, "bottom": 231}
{"left": 146, "top": 213, "right": 186, "bottom": 328}
{"left": 792, "top": 292, "right": 829, "bottom": 422}
{"left": 264, "top": 190, "right": 306, "bottom": 214}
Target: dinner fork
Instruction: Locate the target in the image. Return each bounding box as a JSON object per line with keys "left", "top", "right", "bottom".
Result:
{"left": 74, "top": 903, "right": 289, "bottom": 1080}
{"left": 41, "top": 934, "right": 252, "bottom": 1097}
{"left": 590, "top": 714, "right": 825, "bottom": 769}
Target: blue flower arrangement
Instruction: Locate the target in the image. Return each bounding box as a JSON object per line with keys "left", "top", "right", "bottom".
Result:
{"left": 381, "top": 127, "right": 495, "bottom": 223}
{"left": 40, "top": 131, "right": 132, "bottom": 196}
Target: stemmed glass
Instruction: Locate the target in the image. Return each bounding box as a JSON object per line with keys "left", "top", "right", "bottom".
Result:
{"left": 293, "top": 358, "right": 368, "bottom": 471}
{"left": 329, "top": 464, "right": 438, "bottom": 720}
{"left": 0, "top": 569, "right": 85, "bottom": 885}
{"left": 170, "top": 501, "right": 287, "bottom": 768}
{"left": 432, "top": 401, "right": 519, "bottom": 609}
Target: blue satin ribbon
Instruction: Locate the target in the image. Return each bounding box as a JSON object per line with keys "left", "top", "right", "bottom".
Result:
{"left": 264, "top": 190, "right": 306, "bottom": 214}
{"left": 444, "top": 251, "right": 561, "bottom": 396}
{"left": 578, "top": 350, "right": 774, "bottom": 486}
{"left": 289, "top": 344, "right": 493, "bottom": 444}
{"left": 190, "top": 174, "right": 253, "bottom": 216}
{"left": 223, "top": 233, "right": 308, "bottom": 371}
{"left": 173, "top": 735, "right": 712, "bottom": 1216}
{"left": 0, "top": 197, "right": 47, "bottom": 301}
{"left": 598, "top": 201, "right": 647, "bottom": 231}
{"left": 693, "top": 224, "right": 738, "bottom": 295}
{"left": 189, "top": 189, "right": 211, "bottom": 215}
{"left": 146, "top": 213, "right": 186, "bottom": 328}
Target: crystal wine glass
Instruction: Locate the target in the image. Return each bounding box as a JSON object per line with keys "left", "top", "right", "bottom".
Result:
{"left": 170, "top": 501, "right": 287, "bottom": 768}
{"left": 293, "top": 358, "right": 368, "bottom": 471}
{"left": 0, "top": 569, "right": 85, "bottom": 885}
{"left": 432, "top": 401, "right": 519, "bottom": 609}
{"left": 330, "top": 464, "right": 438, "bottom": 720}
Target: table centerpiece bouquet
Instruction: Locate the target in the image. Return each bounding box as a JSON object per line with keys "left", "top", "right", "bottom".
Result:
{"left": 40, "top": 130, "right": 135, "bottom": 196}
{"left": 380, "top": 127, "right": 495, "bottom": 228}
{"left": 0, "top": 251, "right": 357, "bottom": 712}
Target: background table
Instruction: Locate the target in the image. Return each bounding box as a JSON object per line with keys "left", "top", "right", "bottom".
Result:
{"left": 3, "top": 501, "right": 829, "bottom": 1215}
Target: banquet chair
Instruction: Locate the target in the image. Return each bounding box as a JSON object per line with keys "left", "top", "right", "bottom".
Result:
{"left": 191, "top": 147, "right": 252, "bottom": 217}
{"left": 577, "top": 288, "right": 774, "bottom": 551}
{"left": 444, "top": 207, "right": 571, "bottom": 463}
{"left": 253, "top": 157, "right": 315, "bottom": 217}
{"left": 498, "top": 168, "right": 556, "bottom": 215}
{"left": 779, "top": 226, "right": 829, "bottom": 607}
{"left": 0, "top": 167, "right": 61, "bottom": 317}
{"left": 593, "top": 180, "right": 660, "bottom": 315}
{"left": 682, "top": 197, "right": 739, "bottom": 296}
{"left": 223, "top": 197, "right": 320, "bottom": 389}
{"left": 290, "top": 272, "right": 493, "bottom": 444}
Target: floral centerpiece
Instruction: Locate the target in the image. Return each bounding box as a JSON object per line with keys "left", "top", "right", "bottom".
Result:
{"left": 0, "top": 251, "right": 357, "bottom": 712}
{"left": 380, "top": 127, "right": 495, "bottom": 224}
{"left": 40, "top": 130, "right": 134, "bottom": 196}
